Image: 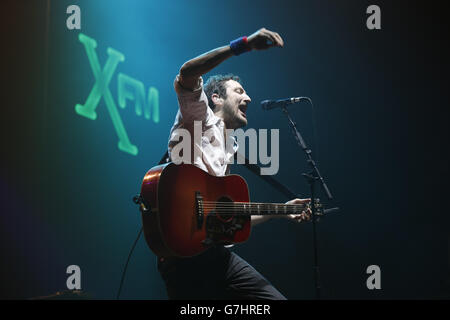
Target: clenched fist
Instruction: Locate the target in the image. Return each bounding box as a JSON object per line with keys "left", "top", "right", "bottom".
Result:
{"left": 247, "top": 28, "right": 284, "bottom": 50}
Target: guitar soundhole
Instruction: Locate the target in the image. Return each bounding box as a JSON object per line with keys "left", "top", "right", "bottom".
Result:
{"left": 203, "top": 196, "right": 246, "bottom": 247}
{"left": 215, "top": 196, "right": 234, "bottom": 222}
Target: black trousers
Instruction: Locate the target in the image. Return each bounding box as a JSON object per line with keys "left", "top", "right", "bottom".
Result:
{"left": 157, "top": 245, "right": 286, "bottom": 300}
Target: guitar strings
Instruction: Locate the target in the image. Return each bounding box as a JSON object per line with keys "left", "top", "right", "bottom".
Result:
{"left": 201, "top": 201, "right": 312, "bottom": 206}
{"left": 199, "top": 201, "right": 314, "bottom": 215}
{"left": 201, "top": 202, "right": 312, "bottom": 207}
{"left": 201, "top": 201, "right": 312, "bottom": 208}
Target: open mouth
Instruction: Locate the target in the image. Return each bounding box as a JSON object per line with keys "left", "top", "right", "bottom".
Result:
{"left": 238, "top": 105, "right": 247, "bottom": 118}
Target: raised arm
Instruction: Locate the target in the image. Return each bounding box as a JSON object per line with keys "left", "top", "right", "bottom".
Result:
{"left": 178, "top": 28, "right": 284, "bottom": 90}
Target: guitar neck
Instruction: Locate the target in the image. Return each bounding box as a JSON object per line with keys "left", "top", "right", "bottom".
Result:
{"left": 230, "top": 202, "right": 308, "bottom": 216}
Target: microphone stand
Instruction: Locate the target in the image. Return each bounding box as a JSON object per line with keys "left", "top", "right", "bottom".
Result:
{"left": 280, "top": 102, "right": 334, "bottom": 300}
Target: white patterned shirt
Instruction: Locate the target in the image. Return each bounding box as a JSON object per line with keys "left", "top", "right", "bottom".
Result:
{"left": 168, "top": 75, "right": 238, "bottom": 177}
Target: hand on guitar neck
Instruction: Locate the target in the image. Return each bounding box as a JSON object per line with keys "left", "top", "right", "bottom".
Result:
{"left": 284, "top": 198, "right": 312, "bottom": 222}
{"left": 250, "top": 198, "right": 311, "bottom": 226}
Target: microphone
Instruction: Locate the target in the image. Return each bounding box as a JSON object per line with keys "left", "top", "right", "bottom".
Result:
{"left": 261, "top": 97, "right": 309, "bottom": 110}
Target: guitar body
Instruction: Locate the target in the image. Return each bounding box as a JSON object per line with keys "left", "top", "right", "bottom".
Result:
{"left": 140, "top": 163, "right": 251, "bottom": 258}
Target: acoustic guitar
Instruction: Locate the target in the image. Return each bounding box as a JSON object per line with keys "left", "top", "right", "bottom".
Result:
{"left": 139, "top": 162, "right": 322, "bottom": 258}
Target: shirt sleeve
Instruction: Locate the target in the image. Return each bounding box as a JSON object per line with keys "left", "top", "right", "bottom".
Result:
{"left": 174, "top": 75, "right": 209, "bottom": 123}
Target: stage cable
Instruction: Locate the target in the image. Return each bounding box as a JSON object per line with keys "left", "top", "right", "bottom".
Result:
{"left": 116, "top": 226, "right": 143, "bottom": 300}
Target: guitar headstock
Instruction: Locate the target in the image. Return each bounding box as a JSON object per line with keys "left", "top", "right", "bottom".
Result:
{"left": 305, "top": 198, "right": 324, "bottom": 216}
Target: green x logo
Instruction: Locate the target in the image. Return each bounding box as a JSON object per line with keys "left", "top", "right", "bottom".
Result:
{"left": 75, "top": 33, "right": 140, "bottom": 155}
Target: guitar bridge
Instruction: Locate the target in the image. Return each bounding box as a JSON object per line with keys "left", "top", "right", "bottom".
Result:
{"left": 195, "top": 191, "right": 204, "bottom": 229}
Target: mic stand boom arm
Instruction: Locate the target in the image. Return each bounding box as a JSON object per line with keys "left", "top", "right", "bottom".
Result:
{"left": 281, "top": 104, "right": 333, "bottom": 200}
{"left": 280, "top": 103, "right": 334, "bottom": 300}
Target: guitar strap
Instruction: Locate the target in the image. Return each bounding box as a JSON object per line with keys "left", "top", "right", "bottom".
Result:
{"left": 233, "top": 153, "right": 297, "bottom": 199}
{"left": 158, "top": 151, "right": 297, "bottom": 199}
{"left": 158, "top": 151, "right": 170, "bottom": 165}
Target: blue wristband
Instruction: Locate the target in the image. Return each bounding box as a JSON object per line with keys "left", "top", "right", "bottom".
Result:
{"left": 230, "top": 36, "right": 250, "bottom": 56}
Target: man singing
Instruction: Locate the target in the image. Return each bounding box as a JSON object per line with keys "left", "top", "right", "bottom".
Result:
{"left": 158, "top": 28, "right": 311, "bottom": 299}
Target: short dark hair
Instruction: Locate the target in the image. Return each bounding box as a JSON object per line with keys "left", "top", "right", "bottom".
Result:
{"left": 204, "top": 74, "right": 241, "bottom": 110}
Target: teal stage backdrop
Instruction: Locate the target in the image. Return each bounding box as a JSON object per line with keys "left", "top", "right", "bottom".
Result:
{"left": 1, "top": 0, "right": 449, "bottom": 300}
